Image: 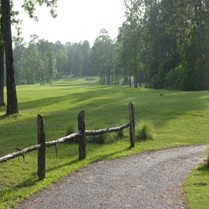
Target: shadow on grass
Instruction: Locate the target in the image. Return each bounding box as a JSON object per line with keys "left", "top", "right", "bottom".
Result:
{"left": 0, "top": 114, "right": 6, "bottom": 120}
{"left": 0, "top": 158, "right": 80, "bottom": 197}
{"left": 1, "top": 143, "right": 132, "bottom": 198}
{"left": 46, "top": 158, "right": 80, "bottom": 173}
{"left": 197, "top": 163, "right": 209, "bottom": 172}
{"left": 18, "top": 86, "right": 209, "bottom": 132}
{"left": 0, "top": 113, "right": 21, "bottom": 120}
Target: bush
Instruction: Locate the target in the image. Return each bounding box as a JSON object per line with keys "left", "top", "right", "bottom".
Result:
{"left": 164, "top": 68, "right": 179, "bottom": 89}
{"left": 117, "top": 129, "right": 125, "bottom": 139}
{"left": 87, "top": 132, "right": 116, "bottom": 144}
{"left": 87, "top": 134, "right": 106, "bottom": 144}
{"left": 136, "top": 120, "right": 154, "bottom": 141}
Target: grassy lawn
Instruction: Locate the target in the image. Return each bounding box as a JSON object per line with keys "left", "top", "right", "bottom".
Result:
{"left": 0, "top": 77, "right": 209, "bottom": 208}
{"left": 184, "top": 163, "right": 209, "bottom": 209}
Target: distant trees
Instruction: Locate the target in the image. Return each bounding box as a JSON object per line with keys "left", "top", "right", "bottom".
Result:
{"left": 92, "top": 29, "right": 114, "bottom": 84}
{"left": 14, "top": 39, "right": 94, "bottom": 84}
{"left": 67, "top": 41, "right": 93, "bottom": 76}
{"left": 13, "top": 29, "right": 124, "bottom": 86}
{"left": 11, "top": 0, "right": 209, "bottom": 91}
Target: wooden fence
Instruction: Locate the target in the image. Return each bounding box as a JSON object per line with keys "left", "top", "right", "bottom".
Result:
{"left": 0, "top": 102, "right": 135, "bottom": 180}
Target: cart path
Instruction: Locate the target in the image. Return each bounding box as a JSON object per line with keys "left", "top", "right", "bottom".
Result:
{"left": 17, "top": 145, "right": 208, "bottom": 209}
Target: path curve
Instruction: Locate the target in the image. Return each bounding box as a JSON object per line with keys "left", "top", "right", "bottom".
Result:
{"left": 17, "top": 145, "right": 208, "bottom": 209}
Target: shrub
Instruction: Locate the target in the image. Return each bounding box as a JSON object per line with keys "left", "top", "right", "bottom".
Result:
{"left": 117, "top": 129, "right": 125, "bottom": 139}
{"left": 136, "top": 120, "right": 154, "bottom": 141}
{"left": 87, "top": 132, "right": 116, "bottom": 144}
{"left": 87, "top": 134, "right": 106, "bottom": 144}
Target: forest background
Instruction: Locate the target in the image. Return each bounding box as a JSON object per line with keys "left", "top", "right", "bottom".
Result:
{"left": 12, "top": 0, "right": 209, "bottom": 91}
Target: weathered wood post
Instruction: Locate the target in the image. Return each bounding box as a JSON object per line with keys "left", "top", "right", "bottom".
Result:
{"left": 78, "top": 110, "right": 86, "bottom": 160}
{"left": 129, "top": 102, "right": 135, "bottom": 148}
{"left": 37, "top": 114, "right": 46, "bottom": 180}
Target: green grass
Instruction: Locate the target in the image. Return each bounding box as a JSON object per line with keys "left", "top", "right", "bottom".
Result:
{"left": 0, "top": 77, "right": 209, "bottom": 208}
{"left": 184, "top": 163, "right": 209, "bottom": 209}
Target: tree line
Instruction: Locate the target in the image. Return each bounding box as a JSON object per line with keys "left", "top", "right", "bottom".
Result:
{"left": 14, "top": 37, "right": 93, "bottom": 85}
{"left": 13, "top": 28, "right": 122, "bottom": 85}
{"left": 119, "top": 0, "right": 209, "bottom": 90}
{"left": 13, "top": 0, "right": 209, "bottom": 91}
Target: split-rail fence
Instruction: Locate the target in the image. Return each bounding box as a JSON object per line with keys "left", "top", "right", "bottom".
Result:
{"left": 0, "top": 102, "right": 135, "bottom": 180}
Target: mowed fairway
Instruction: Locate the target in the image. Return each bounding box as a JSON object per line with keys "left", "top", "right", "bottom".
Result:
{"left": 0, "top": 77, "right": 209, "bottom": 208}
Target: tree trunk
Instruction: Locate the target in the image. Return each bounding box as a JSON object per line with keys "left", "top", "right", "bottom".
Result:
{"left": 123, "top": 68, "right": 129, "bottom": 85}
{"left": 0, "top": 43, "right": 4, "bottom": 106}
{"left": 134, "top": 71, "right": 139, "bottom": 88}
{"left": 129, "top": 75, "right": 132, "bottom": 87}
{"left": 0, "top": 12, "right": 5, "bottom": 106}
{"left": 2, "top": 0, "right": 18, "bottom": 115}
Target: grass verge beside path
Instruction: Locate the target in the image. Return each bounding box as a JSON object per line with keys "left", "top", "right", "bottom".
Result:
{"left": 0, "top": 77, "right": 209, "bottom": 208}
{"left": 184, "top": 162, "right": 209, "bottom": 209}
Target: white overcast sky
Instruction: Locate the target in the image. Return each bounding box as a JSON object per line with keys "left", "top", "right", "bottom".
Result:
{"left": 12, "top": 0, "right": 125, "bottom": 45}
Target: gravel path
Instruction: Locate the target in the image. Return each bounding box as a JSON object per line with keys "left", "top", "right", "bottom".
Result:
{"left": 17, "top": 145, "right": 208, "bottom": 209}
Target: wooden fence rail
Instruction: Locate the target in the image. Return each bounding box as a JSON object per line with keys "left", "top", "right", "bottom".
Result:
{"left": 0, "top": 102, "right": 135, "bottom": 180}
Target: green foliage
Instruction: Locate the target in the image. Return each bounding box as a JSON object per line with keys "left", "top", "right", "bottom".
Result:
{"left": 164, "top": 65, "right": 186, "bottom": 90}
{"left": 91, "top": 29, "right": 114, "bottom": 84}
{"left": 117, "top": 129, "right": 125, "bottom": 139}
{"left": 136, "top": 120, "right": 154, "bottom": 141}
{"left": 22, "top": 0, "right": 58, "bottom": 20}
{"left": 14, "top": 39, "right": 94, "bottom": 85}
{"left": 88, "top": 134, "right": 105, "bottom": 144}
{"left": 87, "top": 127, "right": 126, "bottom": 144}
{"left": 11, "top": 0, "right": 209, "bottom": 90}
{"left": 119, "top": 0, "right": 209, "bottom": 90}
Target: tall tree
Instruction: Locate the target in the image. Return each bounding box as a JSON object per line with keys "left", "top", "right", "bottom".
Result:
{"left": 55, "top": 41, "right": 69, "bottom": 77}
{"left": 0, "top": 10, "right": 5, "bottom": 106}
{"left": 117, "top": 23, "right": 135, "bottom": 86}
{"left": 123, "top": 0, "right": 145, "bottom": 87}
{"left": 1, "top": 0, "right": 18, "bottom": 114}
{"left": 92, "top": 29, "right": 113, "bottom": 84}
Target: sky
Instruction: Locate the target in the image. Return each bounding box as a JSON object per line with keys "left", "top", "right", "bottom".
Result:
{"left": 13, "top": 0, "right": 126, "bottom": 45}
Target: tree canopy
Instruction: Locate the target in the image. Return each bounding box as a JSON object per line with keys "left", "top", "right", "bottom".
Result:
{"left": 118, "top": 0, "right": 209, "bottom": 90}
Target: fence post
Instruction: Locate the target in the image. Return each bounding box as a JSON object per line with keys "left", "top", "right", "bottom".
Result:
{"left": 129, "top": 102, "right": 135, "bottom": 148}
{"left": 37, "top": 114, "right": 46, "bottom": 180}
{"left": 78, "top": 110, "right": 86, "bottom": 160}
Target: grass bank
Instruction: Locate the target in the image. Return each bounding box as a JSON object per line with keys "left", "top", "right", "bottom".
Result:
{"left": 0, "top": 77, "right": 209, "bottom": 208}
